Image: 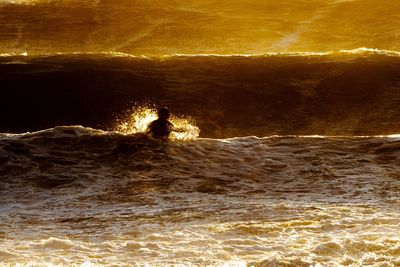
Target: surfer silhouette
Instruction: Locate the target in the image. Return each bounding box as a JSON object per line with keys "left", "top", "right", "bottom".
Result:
{"left": 147, "top": 107, "right": 173, "bottom": 139}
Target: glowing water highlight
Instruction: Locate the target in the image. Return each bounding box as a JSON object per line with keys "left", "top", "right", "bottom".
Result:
{"left": 115, "top": 106, "right": 200, "bottom": 141}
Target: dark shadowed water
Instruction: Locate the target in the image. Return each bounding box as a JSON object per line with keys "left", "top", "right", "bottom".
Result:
{"left": 1, "top": 51, "right": 400, "bottom": 137}
{"left": 1, "top": 1, "right": 400, "bottom": 265}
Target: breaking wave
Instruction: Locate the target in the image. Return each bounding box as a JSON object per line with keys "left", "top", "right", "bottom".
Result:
{"left": 1, "top": 50, "right": 400, "bottom": 137}
{"left": 2, "top": 0, "right": 400, "bottom": 265}
{"left": 1, "top": 125, "right": 400, "bottom": 265}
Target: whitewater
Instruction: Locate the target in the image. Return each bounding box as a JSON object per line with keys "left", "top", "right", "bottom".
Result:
{"left": 0, "top": 124, "right": 400, "bottom": 266}
{"left": 0, "top": 50, "right": 399, "bottom": 266}
{"left": 1, "top": 0, "right": 400, "bottom": 264}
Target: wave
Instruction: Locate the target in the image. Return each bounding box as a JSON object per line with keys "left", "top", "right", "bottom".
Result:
{"left": 1, "top": 124, "right": 400, "bottom": 251}
{"left": 1, "top": 0, "right": 400, "bottom": 55}
{"left": 1, "top": 125, "right": 399, "bottom": 196}
{"left": 2, "top": 47, "right": 400, "bottom": 58}
{"left": 1, "top": 125, "right": 400, "bottom": 266}
{"left": 1, "top": 51, "right": 400, "bottom": 137}
{"left": 3, "top": 1, "right": 400, "bottom": 265}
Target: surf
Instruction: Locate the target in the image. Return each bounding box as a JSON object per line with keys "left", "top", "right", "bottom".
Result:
{"left": 1, "top": 50, "right": 400, "bottom": 137}
{"left": 1, "top": 125, "right": 400, "bottom": 266}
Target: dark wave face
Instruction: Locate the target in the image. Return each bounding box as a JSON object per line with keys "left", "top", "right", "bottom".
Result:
{"left": 3, "top": 1, "right": 400, "bottom": 265}
{"left": 1, "top": 52, "right": 400, "bottom": 137}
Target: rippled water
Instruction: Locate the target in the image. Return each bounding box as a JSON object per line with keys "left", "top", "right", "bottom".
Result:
{"left": 1, "top": 0, "right": 400, "bottom": 55}
{"left": 1, "top": 0, "right": 400, "bottom": 265}
{"left": 1, "top": 126, "right": 400, "bottom": 266}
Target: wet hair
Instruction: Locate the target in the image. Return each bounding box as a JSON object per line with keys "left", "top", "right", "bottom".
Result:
{"left": 158, "top": 107, "right": 170, "bottom": 120}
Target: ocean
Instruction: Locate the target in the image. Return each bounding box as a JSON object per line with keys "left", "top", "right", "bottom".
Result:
{"left": 1, "top": 126, "right": 400, "bottom": 266}
{"left": 1, "top": 0, "right": 400, "bottom": 266}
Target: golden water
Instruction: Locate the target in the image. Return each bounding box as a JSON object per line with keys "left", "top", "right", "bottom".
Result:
{"left": 0, "top": 127, "right": 399, "bottom": 266}
{"left": 115, "top": 106, "right": 200, "bottom": 140}
{"left": 1, "top": 0, "right": 400, "bottom": 266}
{"left": 1, "top": 0, "right": 400, "bottom": 55}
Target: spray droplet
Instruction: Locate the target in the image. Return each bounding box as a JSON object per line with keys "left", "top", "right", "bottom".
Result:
{"left": 115, "top": 105, "right": 200, "bottom": 140}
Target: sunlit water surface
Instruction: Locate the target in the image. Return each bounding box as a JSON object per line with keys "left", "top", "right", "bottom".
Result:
{"left": 0, "top": 125, "right": 399, "bottom": 266}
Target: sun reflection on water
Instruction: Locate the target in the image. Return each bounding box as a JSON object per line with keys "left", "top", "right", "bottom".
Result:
{"left": 115, "top": 106, "right": 200, "bottom": 141}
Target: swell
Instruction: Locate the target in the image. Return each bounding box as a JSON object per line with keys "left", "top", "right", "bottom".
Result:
{"left": 1, "top": 126, "right": 399, "bottom": 201}
{"left": 1, "top": 53, "right": 400, "bottom": 138}
{"left": 1, "top": 0, "right": 400, "bottom": 54}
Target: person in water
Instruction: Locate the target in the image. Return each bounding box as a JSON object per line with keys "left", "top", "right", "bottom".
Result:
{"left": 147, "top": 107, "right": 173, "bottom": 139}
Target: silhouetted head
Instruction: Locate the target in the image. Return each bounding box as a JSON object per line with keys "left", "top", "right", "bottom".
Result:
{"left": 157, "top": 107, "right": 170, "bottom": 120}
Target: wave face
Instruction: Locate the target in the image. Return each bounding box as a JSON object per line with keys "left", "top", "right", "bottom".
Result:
{"left": 1, "top": 126, "right": 400, "bottom": 266}
{"left": 1, "top": 0, "right": 400, "bottom": 54}
{"left": 1, "top": 52, "right": 400, "bottom": 137}
{"left": 2, "top": 1, "right": 400, "bottom": 266}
